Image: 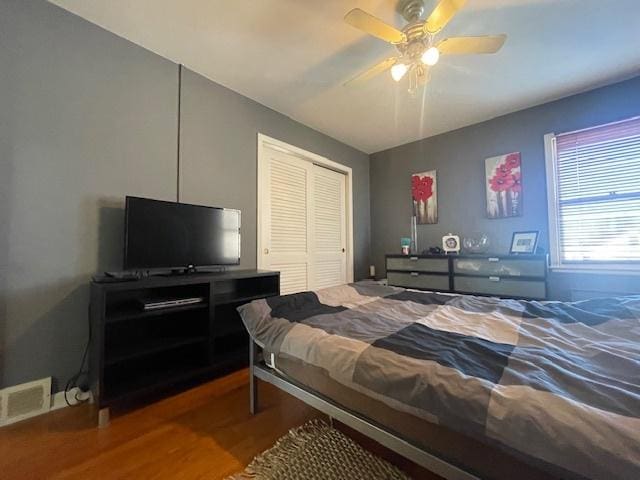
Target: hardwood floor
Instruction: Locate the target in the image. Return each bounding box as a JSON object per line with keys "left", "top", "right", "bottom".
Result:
{"left": 0, "top": 369, "right": 437, "bottom": 479}
{"left": 0, "top": 370, "right": 320, "bottom": 479}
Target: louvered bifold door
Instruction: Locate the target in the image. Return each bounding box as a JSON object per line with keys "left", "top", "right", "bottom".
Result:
{"left": 261, "top": 147, "right": 312, "bottom": 294}
{"left": 310, "top": 165, "right": 347, "bottom": 289}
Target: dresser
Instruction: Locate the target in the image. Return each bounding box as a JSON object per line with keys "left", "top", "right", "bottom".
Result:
{"left": 385, "top": 254, "right": 547, "bottom": 300}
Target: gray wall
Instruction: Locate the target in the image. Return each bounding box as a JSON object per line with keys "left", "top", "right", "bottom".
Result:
{"left": 0, "top": 0, "right": 370, "bottom": 390}
{"left": 179, "top": 69, "right": 371, "bottom": 279}
{"left": 1, "top": 0, "right": 179, "bottom": 391}
{"left": 370, "top": 75, "right": 640, "bottom": 300}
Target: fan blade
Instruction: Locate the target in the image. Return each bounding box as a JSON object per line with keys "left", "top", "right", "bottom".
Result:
{"left": 344, "top": 9, "right": 406, "bottom": 44}
{"left": 344, "top": 57, "right": 397, "bottom": 87}
{"left": 424, "top": 0, "right": 467, "bottom": 34}
{"left": 437, "top": 35, "right": 507, "bottom": 55}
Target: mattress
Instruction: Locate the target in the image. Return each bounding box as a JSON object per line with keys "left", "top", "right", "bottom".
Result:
{"left": 238, "top": 281, "right": 640, "bottom": 480}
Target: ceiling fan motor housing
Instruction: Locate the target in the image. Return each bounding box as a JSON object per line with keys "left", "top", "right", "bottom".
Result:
{"left": 398, "top": 0, "right": 426, "bottom": 22}
{"left": 397, "top": 38, "right": 428, "bottom": 61}
{"left": 396, "top": 0, "right": 434, "bottom": 58}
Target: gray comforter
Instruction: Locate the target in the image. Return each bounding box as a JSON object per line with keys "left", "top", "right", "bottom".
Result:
{"left": 238, "top": 281, "right": 640, "bottom": 480}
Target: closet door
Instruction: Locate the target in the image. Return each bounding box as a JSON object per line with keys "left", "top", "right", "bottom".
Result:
{"left": 311, "top": 165, "right": 347, "bottom": 289}
{"left": 259, "top": 144, "right": 348, "bottom": 294}
{"left": 259, "top": 146, "right": 312, "bottom": 294}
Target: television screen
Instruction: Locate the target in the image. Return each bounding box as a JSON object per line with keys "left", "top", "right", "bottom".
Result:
{"left": 124, "top": 196, "right": 241, "bottom": 270}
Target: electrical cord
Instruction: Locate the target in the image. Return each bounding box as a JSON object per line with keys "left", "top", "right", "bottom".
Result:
{"left": 64, "top": 304, "right": 92, "bottom": 407}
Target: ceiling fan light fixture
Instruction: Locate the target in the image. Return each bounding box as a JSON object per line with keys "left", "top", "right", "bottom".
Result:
{"left": 421, "top": 46, "right": 440, "bottom": 66}
{"left": 391, "top": 63, "right": 408, "bottom": 82}
{"left": 343, "top": 0, "right": 506, "bottom": 93}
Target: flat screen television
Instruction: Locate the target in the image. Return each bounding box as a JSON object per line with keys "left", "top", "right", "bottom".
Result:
{"left": 124, "top": 196, "right": 241, "bottom": 271}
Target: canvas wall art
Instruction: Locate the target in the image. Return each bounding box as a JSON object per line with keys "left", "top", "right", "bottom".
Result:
{"left": 411, "top": 170, "right": 437, "bottom": 224}
{"left": 485, "top": 152, "right": 522, "bottom": 219}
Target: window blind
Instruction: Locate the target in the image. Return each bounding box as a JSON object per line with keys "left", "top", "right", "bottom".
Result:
{"left": 554, "top": 116, "right": 640, "bottom": 263}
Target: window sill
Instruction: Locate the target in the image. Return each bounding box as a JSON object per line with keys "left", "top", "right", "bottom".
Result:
{"left": 550, "top": 266, "right": 640, "bottom": 276}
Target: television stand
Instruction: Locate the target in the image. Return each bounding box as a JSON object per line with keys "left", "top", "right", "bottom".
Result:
{"left": 89, "top": 269, "right": 279, "bottom": 426}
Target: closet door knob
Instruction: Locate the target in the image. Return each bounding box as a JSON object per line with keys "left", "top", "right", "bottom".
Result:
{"left": 264, "top": 248, "right": 269, "bottom": 254}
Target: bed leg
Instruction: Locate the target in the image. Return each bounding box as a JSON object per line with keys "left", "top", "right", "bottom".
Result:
{"left": 249, "top": 338, "right": 258, "bottom": 415}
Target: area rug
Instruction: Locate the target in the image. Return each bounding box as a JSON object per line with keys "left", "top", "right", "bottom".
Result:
{"left": 228, "top": 419, "right": 411, "bottom": 480}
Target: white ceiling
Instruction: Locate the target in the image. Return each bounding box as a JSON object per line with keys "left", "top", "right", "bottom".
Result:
{"left": 49, "top": 0, "right": 640, "bottom": 154}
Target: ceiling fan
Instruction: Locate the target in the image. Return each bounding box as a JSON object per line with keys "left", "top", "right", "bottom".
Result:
{"left": 344, "top": 0, "right": 506, "bottom": 93}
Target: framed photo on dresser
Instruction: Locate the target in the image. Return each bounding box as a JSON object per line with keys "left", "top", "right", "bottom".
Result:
{"left": 510, "top": 231, "right": 539, "bottom": 254}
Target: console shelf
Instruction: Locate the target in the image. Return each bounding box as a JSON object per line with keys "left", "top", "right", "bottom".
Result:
{"left": 105, "top": 335, "right": 208, "bottom": 366}
{"left": 90, "top": 269, "right": 279, "bottom": 415}
{"left": 213, "top": 292, "right": 277, "bottom": 306}
{"left": 103, "top": 363, "right": 213, "bottom": 404}
{"left": 106, "top": 302, "right": 208, "bottom": 324}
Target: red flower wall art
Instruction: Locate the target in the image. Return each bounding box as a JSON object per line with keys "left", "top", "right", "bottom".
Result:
{"left": 411, "top": 170, "right": 437, "bottom": 224}
{"left": 485, "top": 152, "right": 522, "bottom": 218}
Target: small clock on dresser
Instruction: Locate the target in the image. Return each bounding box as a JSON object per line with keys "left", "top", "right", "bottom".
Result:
{"left": 442, "top": 234, "right": 460, "bottom": 254}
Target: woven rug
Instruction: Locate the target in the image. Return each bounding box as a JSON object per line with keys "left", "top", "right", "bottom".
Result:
{"left": 228, "top": 419, "right": 411, "bottom": 480}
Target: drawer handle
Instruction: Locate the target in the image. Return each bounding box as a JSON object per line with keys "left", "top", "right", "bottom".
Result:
{"left": 489, "top": 276, "right": 500, "bottom": 282}
{"left": 410, "top": 257, "right": 419, "bottom": 261}
{"left": 410, "top": 272, "right": 419, "bottom": 276}
{"left": 488, "top": 257, "right": 500, "bottom": 262}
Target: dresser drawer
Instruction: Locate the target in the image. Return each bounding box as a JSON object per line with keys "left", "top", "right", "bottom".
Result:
{"left": 386, "top": 257, "right": 449, "bottom": 273}
{"left": 453, "top": 257, "right": 545, "bottom": 278}
{"left": 388, "top": 272, "right": 450, "bottom": 291}
{"left": 454, "top": 276, "right": 546, "bottom": 299}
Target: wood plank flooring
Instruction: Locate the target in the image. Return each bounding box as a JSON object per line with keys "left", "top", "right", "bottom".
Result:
{"left": 0, "top": 369, "right": 437, "bottom": 479}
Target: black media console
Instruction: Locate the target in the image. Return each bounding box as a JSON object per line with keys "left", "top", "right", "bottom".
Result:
{"left": 89, "top": 269, "right": 279, "bottom": 426}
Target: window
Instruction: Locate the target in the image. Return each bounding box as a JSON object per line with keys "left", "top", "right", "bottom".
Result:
{"left": 545, "top": 116, "right": 640, "bottom": 271}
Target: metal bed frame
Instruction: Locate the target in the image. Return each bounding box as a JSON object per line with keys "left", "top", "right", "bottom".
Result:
{"left": 249, "top": 339, "right": 479, "bottom": 480}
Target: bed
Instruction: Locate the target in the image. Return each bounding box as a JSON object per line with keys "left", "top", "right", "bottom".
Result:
{"left": 238, "top": 281, "right": 640, "bottom": 480}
